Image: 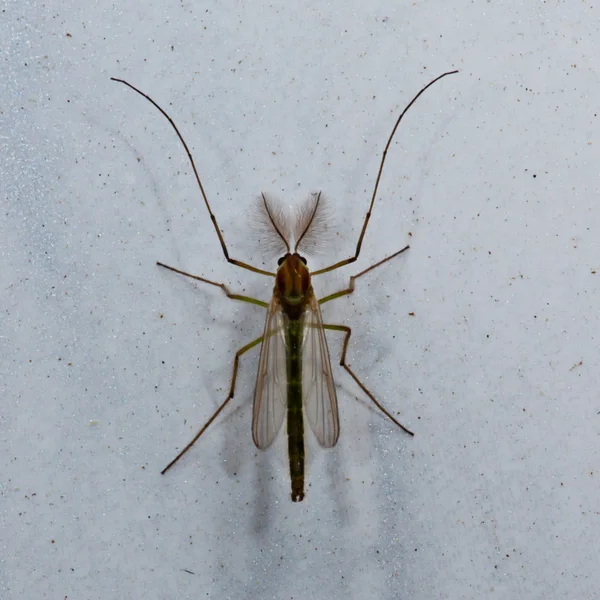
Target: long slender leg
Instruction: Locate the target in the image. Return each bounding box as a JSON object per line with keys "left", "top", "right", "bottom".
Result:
{"left": 161, "top": 334, "right": 264, "bottom": 474}
{"left": 322, "top": 324, "right": 414, "bottom": 436}
{"left": 311, "top": 70, "right": 458, "bottom": 277}
{"left": 318, "top": 245, "right": 409, "bottom": 305}
{"left": 111, "top": 77, "right": 275, "bottom": 277}
{"left": 157, "top": 261, "right": 269, "bottom": 308}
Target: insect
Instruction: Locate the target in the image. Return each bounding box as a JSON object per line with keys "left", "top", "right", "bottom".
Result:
{"left": 112, "top": 70, "right": 458, "bottom": 501}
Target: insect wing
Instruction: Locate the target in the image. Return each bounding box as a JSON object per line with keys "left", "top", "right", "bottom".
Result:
{"left": 252, "top": 296, "right": 288, "bottom": 449}
{"left": 302, "top": 293, "right": 340, "bottom": 447}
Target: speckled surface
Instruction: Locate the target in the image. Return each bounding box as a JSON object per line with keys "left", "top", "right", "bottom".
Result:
{"left": 2, "top": 1, "right": 599, "bottom": 598}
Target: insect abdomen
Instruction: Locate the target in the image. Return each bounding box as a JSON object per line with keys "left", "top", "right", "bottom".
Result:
{"left": 286, "top": 319, "right": 305, "bottom": 502}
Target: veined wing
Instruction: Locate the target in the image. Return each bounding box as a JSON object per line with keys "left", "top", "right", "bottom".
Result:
{"left": 252, "top": 295, "right": 288, "bottom": 449}
{"left": 302, "top": 291, "right": 340, "bottom": 447}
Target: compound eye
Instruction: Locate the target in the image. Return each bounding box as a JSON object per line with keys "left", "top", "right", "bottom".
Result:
{"left": 299, "top": 256, "right": 307, "bottom": 265}
{"left": 277, "top": 256, "right": 285, "bottom": 266}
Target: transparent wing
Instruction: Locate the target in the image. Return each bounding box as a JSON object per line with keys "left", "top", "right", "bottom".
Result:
{"left": 252, "top": 295, "right": 288, "bottom": 449}
{"left": 302, "top": 292, "right": 340, "bottom": 447}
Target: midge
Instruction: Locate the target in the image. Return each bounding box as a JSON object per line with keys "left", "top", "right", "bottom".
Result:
{"left": 112, "top": 70, "right": 457, "bottom": 502}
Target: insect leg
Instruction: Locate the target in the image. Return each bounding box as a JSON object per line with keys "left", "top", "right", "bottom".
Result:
{"left": 311, "top": 70, "right": 458, "bottom": 277}
{"left": 111, "top": 77, "right": 276, "bottom": 277}
{"left": 157, "top": 261, "right": 269, "bottom": 308}
{"left": 161, "top": 334, "right": 264, "bottom": 474}
{"left": 318, "top": 245, "right": 409, "bottom": 305}
{"left": 321, "top": 324, "right": 414, "bottom": 436}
